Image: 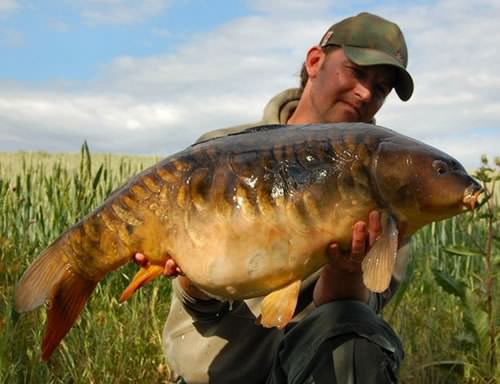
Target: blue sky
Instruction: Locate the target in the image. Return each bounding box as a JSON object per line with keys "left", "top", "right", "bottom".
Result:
{"left": 1, "top": 1, "right": 250, "bottom": 81}
{"left": 0, "top": 0, "right": 499, "bottom": 169}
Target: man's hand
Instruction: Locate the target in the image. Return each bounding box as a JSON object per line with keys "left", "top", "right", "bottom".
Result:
{"left": 313, "top": 210, "right": 382, "bottom": 306}
{"left": 133, "top": 253, "right": 182, "bottom": 277}
{"left": 133, "top": 253, "right": 211, "bottom": 300}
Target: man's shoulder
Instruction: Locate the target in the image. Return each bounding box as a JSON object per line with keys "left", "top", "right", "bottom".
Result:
{"left": 195, "top": 121, "right": 263, "bottom": 143}
{"left": 195, "top": 88, "right": 302, "bottom": 144}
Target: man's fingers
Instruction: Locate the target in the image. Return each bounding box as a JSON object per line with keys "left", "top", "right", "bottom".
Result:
{"left": 164, "top": 257, "right": 184, "bottom": 277}
{"left": 351, "top": 221, "right": 367, "bottom": 261}
{"left": 326, "top": 242, "right": 340, "bottom": 258}
{"left": 164, "top": 259, "right": 177, "bottom": 276}
{"left": 368, "top": 210, "right": 382, "bottom": 247}
{"left": 133, "top": 253, "right": 148, "bottom": 267}
{"left": 134, "top": 253, "right": 183, "bottom": 277}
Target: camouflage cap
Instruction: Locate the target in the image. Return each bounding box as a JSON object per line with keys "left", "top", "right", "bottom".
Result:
{"left": 320, "top": 12, "right": 414, "bottom": 101}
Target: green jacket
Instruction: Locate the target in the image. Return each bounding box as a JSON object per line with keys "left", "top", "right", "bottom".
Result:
{"left": 195, "top": 88, "right": 302, "bottom": 143}
{"left": 162, "top": 88, "right": 408, "bottom": 384}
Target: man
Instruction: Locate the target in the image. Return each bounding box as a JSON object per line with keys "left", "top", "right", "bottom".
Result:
{"left": 136, "top": 12, "right": 414, "bottom": 383}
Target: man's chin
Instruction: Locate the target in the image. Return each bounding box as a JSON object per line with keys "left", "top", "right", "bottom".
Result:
{"left": 333, "top": 113, "right": 361, "bottom": 123}
{"left": 319, "top": 109, "right": 364, "bottom": 124}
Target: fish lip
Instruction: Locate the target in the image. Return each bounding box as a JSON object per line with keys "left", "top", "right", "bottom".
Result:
{"left": 462, "top": 184, "right": 483, "bottom": 210}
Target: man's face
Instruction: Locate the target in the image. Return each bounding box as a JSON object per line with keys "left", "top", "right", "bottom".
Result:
{"left": 309, "top": 48, "right": 396, "bottom": 123}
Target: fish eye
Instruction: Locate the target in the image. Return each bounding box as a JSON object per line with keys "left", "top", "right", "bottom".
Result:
{"left": 432, "top": 160, "right": 449, "bottom": 175}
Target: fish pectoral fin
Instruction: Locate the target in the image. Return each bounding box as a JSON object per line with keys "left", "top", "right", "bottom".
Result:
{"left": 361, "top": 213, "right": 399, "bottom": 293}
{"left": 119, "top": 264, "right": 164, "bottom": 303}
{"left": 257, "top": 280, "right": 301, "bottom": 329}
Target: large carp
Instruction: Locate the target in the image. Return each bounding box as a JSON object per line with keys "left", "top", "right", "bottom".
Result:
{"left": 15, "top": 123, "right": 481, "bottom": 360}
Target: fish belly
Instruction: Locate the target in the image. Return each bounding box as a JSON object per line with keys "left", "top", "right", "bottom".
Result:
{"left": 172, "top": 222, "right": 326, "bottom": 299}
{"left": 168, "top": 198, "right": 374, "bottom": 300}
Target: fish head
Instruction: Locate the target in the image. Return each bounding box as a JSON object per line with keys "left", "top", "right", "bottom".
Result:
{"left": 373, "top": 138, "right": 482, "bottom": 234}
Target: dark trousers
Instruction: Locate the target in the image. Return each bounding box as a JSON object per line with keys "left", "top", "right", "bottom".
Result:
{"left": 267, "top": 301, "right": 403, "bottom": 384}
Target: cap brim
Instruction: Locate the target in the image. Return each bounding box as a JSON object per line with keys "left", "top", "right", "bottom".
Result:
{"left": 343, "top": 46, "right": 414, "bottom": 101}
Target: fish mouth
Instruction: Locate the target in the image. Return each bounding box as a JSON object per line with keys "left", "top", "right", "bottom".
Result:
{"left": 462, "top": 183, "right": 483, "bottom": 210}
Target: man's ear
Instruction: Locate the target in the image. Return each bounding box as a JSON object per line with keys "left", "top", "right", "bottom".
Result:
{"left": 304, "top": 46, "right": 325, "bottom": 79}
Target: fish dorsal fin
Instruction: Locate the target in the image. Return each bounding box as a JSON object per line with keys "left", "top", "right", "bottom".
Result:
{"left": 258, "top": 280, "right": 301, "bottom": 329}
{"left": 119, "top": 264, "right": 164, "bottom": 302}
{"left": 361, "top": 213, "right": 398, "bottom": 293}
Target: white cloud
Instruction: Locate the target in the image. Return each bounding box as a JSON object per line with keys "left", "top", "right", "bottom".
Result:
{"left": 0, "top": 0, "right": 18, "bottom": 13}
{"left": 96, "top": 13, "right": 327, "bottom": 99}
{"left": 246, "top": 0, "right": 330, "bottom": 15}
{"left": 0, "top": 89, "right": 188, "bottom": 154}
{"left": 72, "top": 0, "right": 171, "bottom": 25}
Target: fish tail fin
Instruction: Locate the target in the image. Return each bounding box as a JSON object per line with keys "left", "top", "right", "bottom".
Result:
{"left": 15, "top": 239, "right": 98, "bottom": 360}
{"left": 15, "top": 240, "right": 69, "bottom": 313}
{"left": 42, "top": 271, "right": 96, "bottom": 360}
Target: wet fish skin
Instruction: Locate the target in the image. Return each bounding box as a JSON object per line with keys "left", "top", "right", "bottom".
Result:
{"left": 169, "top": 125, "right": 383, "bottom": 298}
{"left": 14, "top": 123, "right": 481, "bottom": 360}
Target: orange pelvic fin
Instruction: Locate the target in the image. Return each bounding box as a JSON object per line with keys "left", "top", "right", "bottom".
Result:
{"left": 119, "top": 264, "right": 164, "bottom": 303}
{"left": 42, "top": 271, "right": 97, "bottom": 360}
{"left": 258, "top": 280, "right": 301, "bottom": 329}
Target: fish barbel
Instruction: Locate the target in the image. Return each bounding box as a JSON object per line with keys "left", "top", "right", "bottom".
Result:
{"left": 15, "top": 123, "right": 482, "bottom": 360}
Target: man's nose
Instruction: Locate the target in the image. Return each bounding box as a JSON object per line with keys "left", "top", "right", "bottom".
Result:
{"left": 354, "top": 81, "right": 372, "bottom": 102}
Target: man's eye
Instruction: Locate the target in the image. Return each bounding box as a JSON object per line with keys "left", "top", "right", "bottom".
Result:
{"left": 376, "top": 84, "right": 390, "bottom": 96}
{"left": 349, "top": 66, "right": 363, "bottom": 78}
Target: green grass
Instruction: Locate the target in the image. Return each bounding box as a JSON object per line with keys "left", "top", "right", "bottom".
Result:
{"left": 0, "top": 147, "right": 172, "bottom": 383}
{"left": 0, "top": 147, "right": 498, "bottom": 383}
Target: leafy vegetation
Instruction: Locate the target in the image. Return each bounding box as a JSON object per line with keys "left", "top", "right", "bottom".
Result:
{"left": 0, "top": 147, "right": 498, "bottom": 383}
{"left": 387, "top": 156, "right": 499, "bottom": 383}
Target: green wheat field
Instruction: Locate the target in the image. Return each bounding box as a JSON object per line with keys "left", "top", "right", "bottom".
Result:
{"left": 0, "top": 145, "right": 498, "bottom": 383}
